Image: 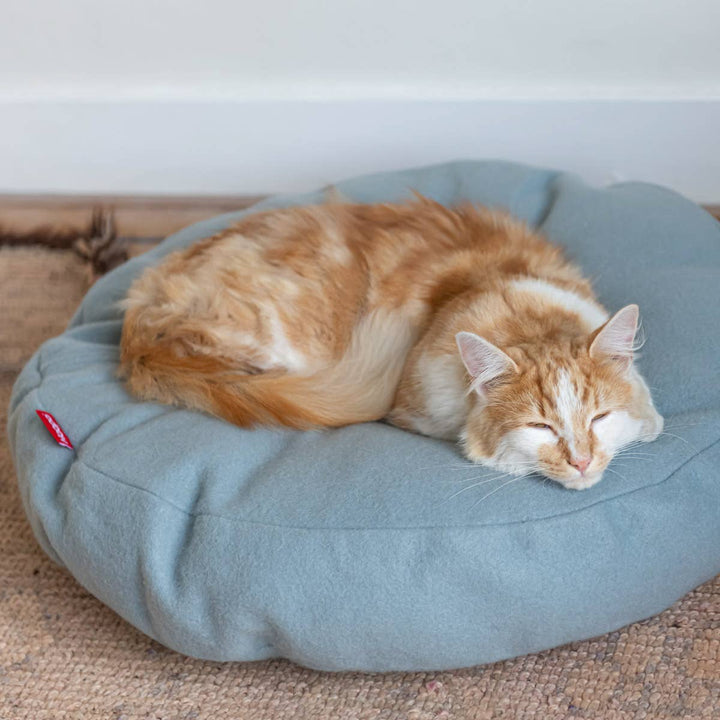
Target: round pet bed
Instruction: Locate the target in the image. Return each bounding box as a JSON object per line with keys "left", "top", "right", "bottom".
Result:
{"left": 8, "top": 161, "right": 720, "bottom": 672}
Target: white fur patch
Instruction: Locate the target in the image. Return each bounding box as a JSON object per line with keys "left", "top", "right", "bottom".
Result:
{"left": 322, "top": 223, "right": 353, "bottom": 266}
{"left": 414, "top": 353, "right": 468, "bottom": 439}
{"left": 554, "top": 370, "right": 580, "bottom": 455}
{"left": 329, "top": 309, "right": 419, "bottom": 420}
{"left": 593, "top": 409, "right": 644, "bottom": 453}
{"left": 326, "top": 242, "right": 353, "bottom": 266}
{"left": 510, "top": 278, "right": 608, "bottom": 330}
{"left": 264, "top": 306, "right": 307, "bottom": 372}
{"left": 489, "top": 426, "right": 551, "bottom": 474}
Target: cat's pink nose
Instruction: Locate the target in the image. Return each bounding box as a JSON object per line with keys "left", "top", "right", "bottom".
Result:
{"left": 569, "top": 456, "right": 592, "bottom": 474}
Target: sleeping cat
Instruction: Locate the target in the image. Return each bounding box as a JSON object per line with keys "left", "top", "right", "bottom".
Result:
{"left": 120, "top": 196, "right": 663, "bottom": 490}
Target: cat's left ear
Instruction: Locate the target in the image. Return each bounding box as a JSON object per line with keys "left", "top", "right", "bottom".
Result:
{"left": 456, "top": 332, "right": 518, "bottom": 394}
{"left": 589, "top": 304, "right": 639, "bottom": 370}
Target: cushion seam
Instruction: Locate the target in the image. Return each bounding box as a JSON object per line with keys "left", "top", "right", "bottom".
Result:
{"left": 75, "top": 435, "right": 720, "bottom": 532}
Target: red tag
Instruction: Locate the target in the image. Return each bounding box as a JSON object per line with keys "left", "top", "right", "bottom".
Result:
{"left": 36, "top": 410, "right": 74, "bottom": 450}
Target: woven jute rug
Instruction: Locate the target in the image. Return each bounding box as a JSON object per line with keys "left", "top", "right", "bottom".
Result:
{"left": 1, "top": 245, "right": 718, "bottom": 720}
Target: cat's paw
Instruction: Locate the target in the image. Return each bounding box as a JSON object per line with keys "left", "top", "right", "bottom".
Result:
{"left": 640, "top": 411, "right": 664, "bottom": 442}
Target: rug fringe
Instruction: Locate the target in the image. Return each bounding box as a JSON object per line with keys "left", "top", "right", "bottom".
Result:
{"left": 0, "top": 207, "right": 128, "bottom": 277}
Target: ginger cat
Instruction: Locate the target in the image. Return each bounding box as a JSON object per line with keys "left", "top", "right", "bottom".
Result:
{"left": 120, "top": 196, "right": 663, "bottom": 490}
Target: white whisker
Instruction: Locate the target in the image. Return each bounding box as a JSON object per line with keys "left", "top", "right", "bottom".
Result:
{"left": 605, "top": 466, "right": 628, "bottom": 482}
{"left": 446, "top": 478, "right": 507, "bottom": 500}
{"left": 442, "top": 468, "right": 536, "bottom": 503}
{"left": 654, "top": 431, "right": 696, "bottom": 450}
{"left": 471, "top": 475, "right": 530, "bottom": 508}
{"left": 417, "top": 462, "right": 476, "bottom": 471}
{"left": 431, "top": 459, "right": 538, "bottom": 484}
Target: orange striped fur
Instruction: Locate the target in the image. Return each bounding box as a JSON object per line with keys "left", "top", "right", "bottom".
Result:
{"left": 120, "top": 197, "right": 663, "bottom": 489}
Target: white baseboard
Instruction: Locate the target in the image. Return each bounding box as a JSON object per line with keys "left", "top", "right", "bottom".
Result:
{"left": 2, "top": 99, "right": 718, "bottom": 203}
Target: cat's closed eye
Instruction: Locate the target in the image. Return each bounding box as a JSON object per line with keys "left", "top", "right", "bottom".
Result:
{"left": 591, "top": 412, "right": 610, "bottom": 424}
{"left": 528, "top": 422, "right": 556, "bottom": 432}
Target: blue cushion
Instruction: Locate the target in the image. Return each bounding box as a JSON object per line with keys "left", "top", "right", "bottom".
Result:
{"left": 8, "top": 161, "right": 720, "bottom": 672}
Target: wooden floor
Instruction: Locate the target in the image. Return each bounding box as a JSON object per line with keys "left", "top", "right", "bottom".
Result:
{"left": 0, "top": 194, "right": 718, "bottom": 238}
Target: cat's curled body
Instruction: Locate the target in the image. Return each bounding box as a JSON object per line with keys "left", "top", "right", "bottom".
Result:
{"left": 120, "top": 196, "right": 663, "bottom": 490}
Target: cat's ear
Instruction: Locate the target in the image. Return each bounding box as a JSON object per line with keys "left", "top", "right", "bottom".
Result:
{"left": 589, "top": 304, "right": 639, "bottom": 370}
{"left": 455, "top": 332, "right": 518, "bottom": 394}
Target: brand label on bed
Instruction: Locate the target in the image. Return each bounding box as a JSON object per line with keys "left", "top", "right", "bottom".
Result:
{"left": 36, "top": 410, "right": 74, "bottom": 450}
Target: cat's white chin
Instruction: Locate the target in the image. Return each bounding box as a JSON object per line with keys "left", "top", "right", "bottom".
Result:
{"left": 555, "top": 472, "right": 604, "bottom": 491}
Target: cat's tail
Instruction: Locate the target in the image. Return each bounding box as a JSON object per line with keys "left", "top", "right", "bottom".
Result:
{"left": 119, "top": 310, "right": 418, "bottom": 429}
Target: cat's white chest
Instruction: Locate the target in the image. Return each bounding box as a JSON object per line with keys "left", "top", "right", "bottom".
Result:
{"left": 408, "top": 352, "right": 469, "bottom": 440}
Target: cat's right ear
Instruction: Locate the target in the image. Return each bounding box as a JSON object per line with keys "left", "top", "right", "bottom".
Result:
{"left": 455, "top": 332, "right": 518, "bottom": 394}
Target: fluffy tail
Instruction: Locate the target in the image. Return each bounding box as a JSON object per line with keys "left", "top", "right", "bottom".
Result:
{"left": 120, "top": 310, "right": 417, "bottom": 429}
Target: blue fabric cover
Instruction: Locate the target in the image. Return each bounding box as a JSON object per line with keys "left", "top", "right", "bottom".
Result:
{"left": 8, "top": 161, "right": 720, "bottom": 672}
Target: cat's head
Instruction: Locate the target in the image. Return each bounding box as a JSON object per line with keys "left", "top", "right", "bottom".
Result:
{"left": 456, "top": 305, "right": 663, "bottom": 490}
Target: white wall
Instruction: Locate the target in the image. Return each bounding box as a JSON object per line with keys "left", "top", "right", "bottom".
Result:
{"left": 2, "top": 0, "right": 719, "bottom": 199}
